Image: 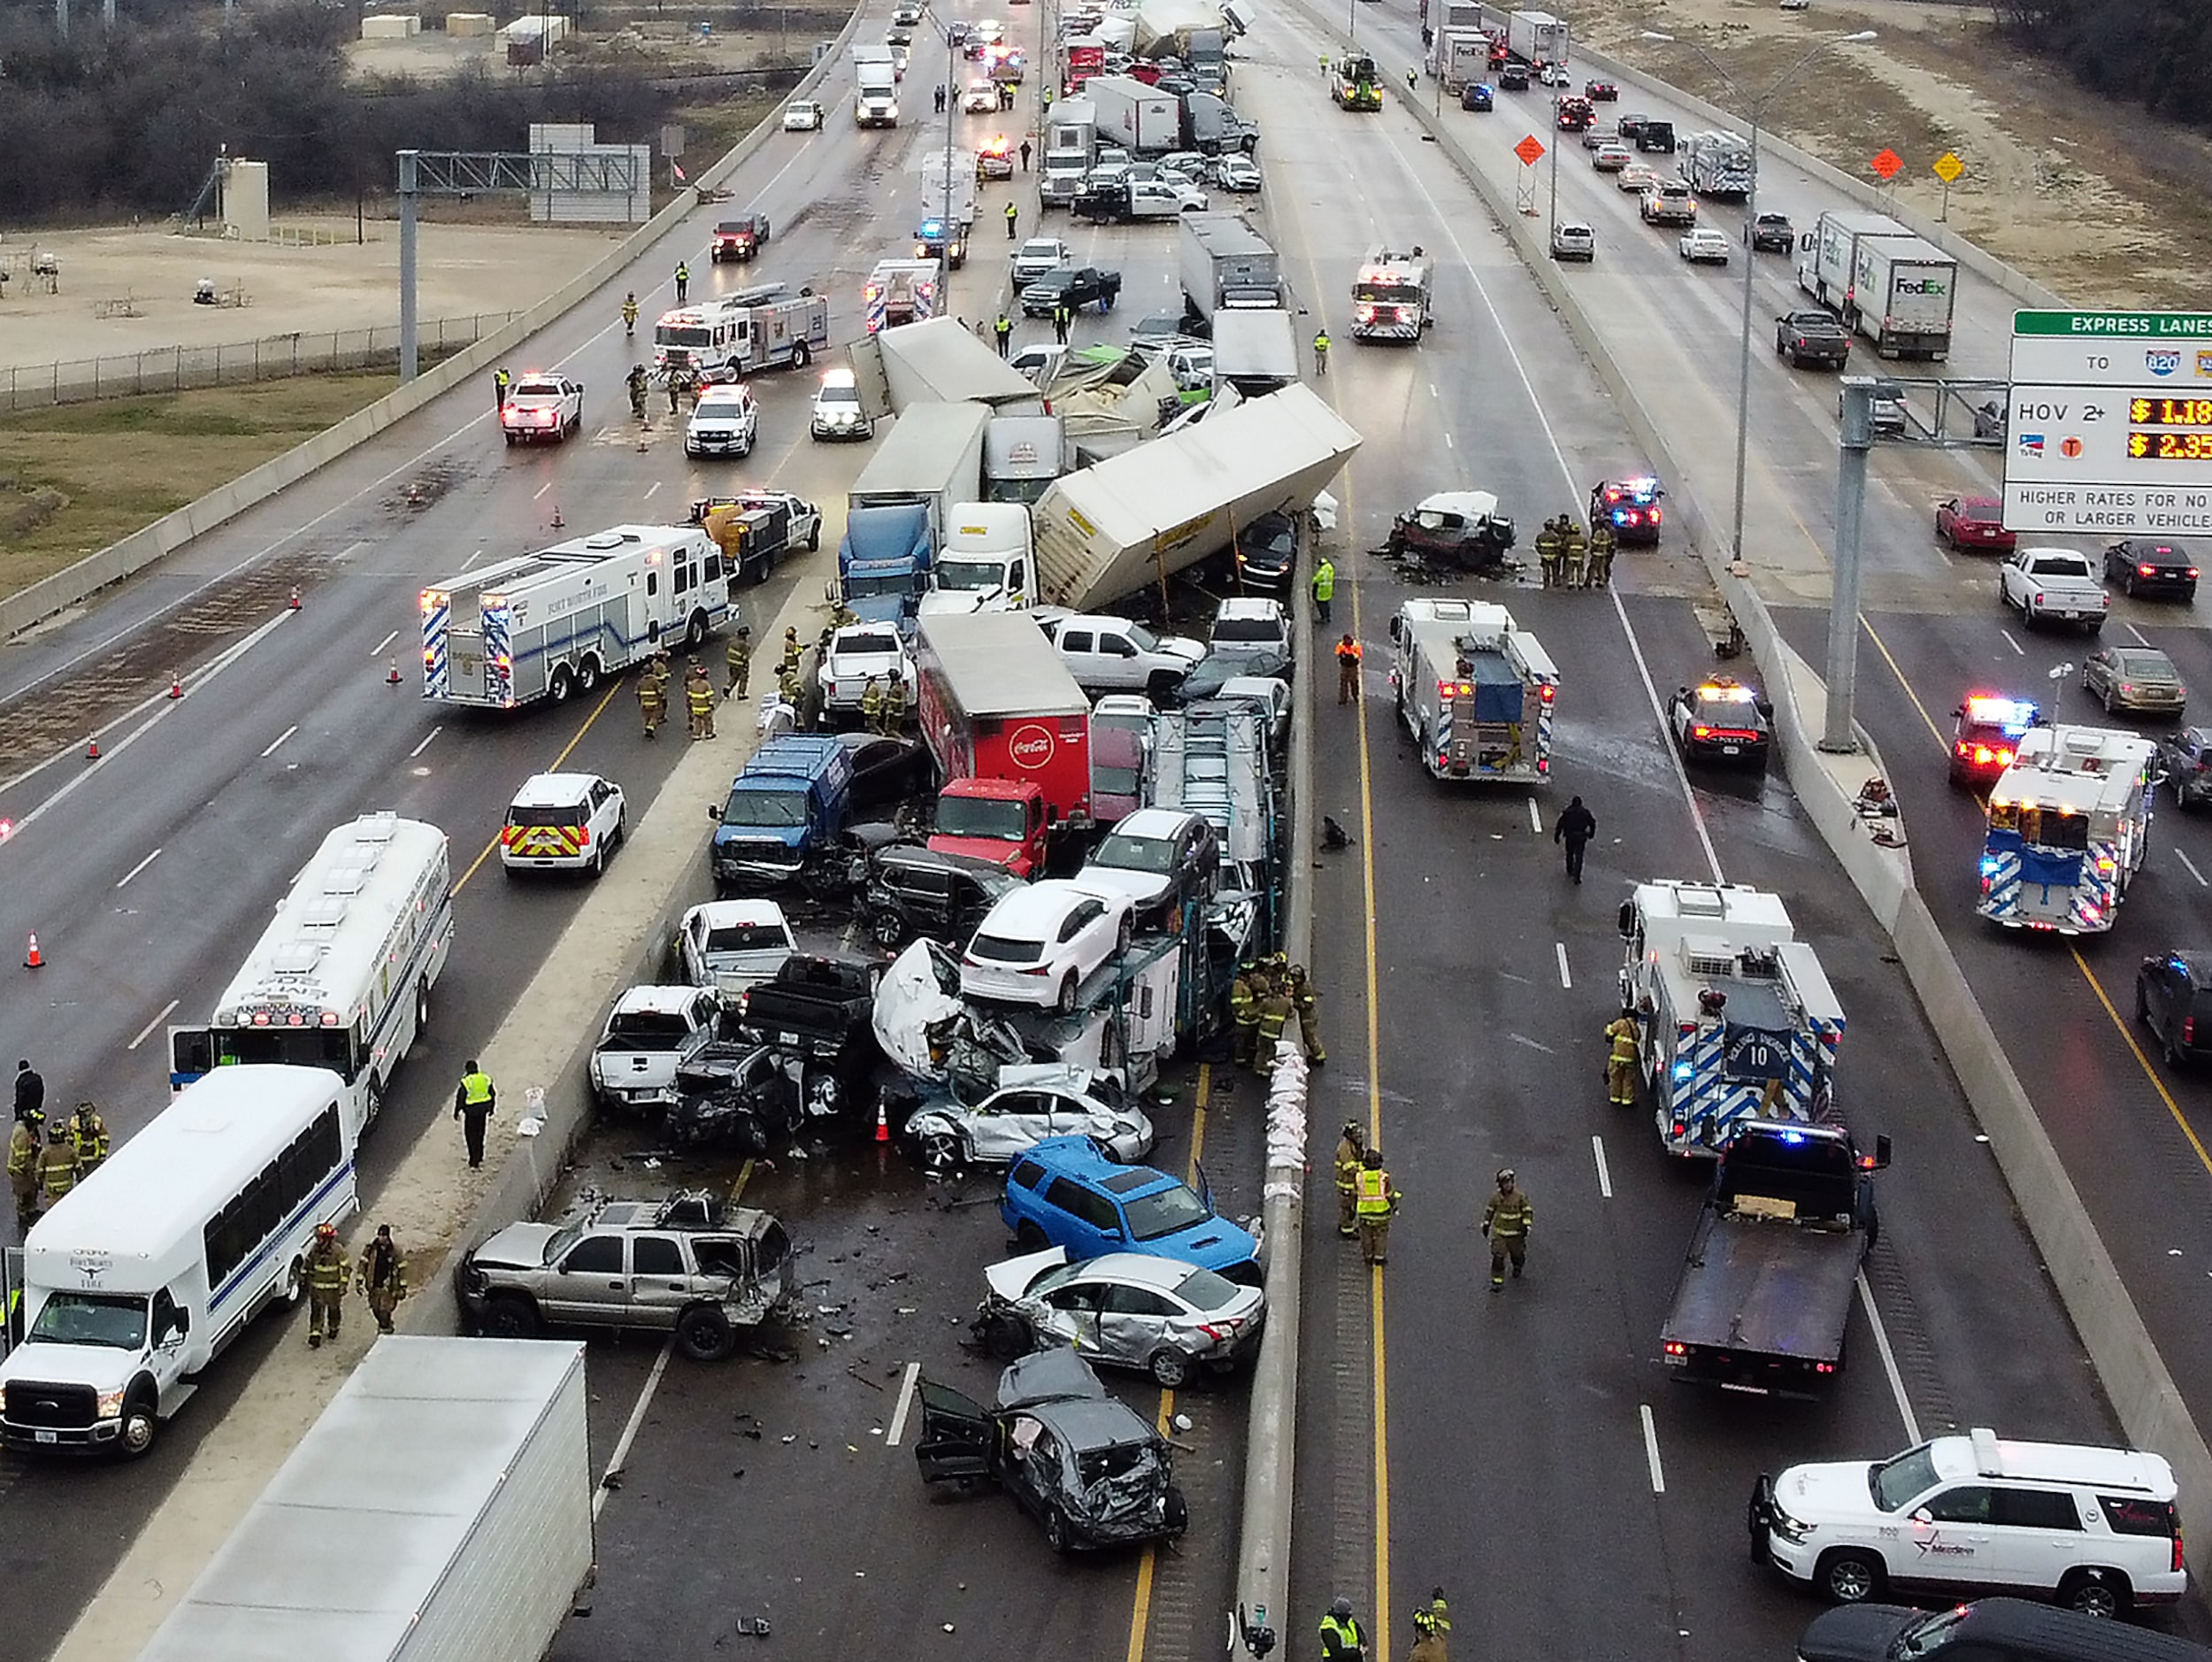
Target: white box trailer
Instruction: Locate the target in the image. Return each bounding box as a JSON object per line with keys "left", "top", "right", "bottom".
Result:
{"left": 1032, "top": 385, "right": 1360, "bottom": 612}
{"left": 849, "top": 399, "right": 993, "bottom": 545}
{"left": 1847, "top": 234, "right": 1959, "bottom": 361}
{"left": 134, "top": 1336, "right": 592, "bottom": 1662}
{"left": 421, "top": 524, "right": 733, "bottom": 708}
{"left": 1087, "top": 73, "right": 1182, "bottom": 154}
{"left": 849, "top": 317, "right": 1046, "bottom": 421}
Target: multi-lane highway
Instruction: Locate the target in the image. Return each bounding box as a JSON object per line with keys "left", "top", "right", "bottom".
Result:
{"left": 4, "top": 0, "right": 2211, "bottom": 1656}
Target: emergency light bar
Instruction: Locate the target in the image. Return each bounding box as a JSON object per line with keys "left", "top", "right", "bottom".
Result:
{"left": 1962, "top": 694, "right": 2038, "bottom": 732}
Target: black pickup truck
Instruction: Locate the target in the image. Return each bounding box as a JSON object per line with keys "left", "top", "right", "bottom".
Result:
{"left": 1659, "top": 1120, "right": 1889, "bottom": 1398}
{"left": 1776, "top": 310, "right": 1852, "bottom": 370}
{"left": 733, "top": 953, "right": 884, "bottom": 1072}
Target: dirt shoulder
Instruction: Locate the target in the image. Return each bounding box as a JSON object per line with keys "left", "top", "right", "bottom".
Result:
{"left": 1581, "top": 0, "right": 2212, "bottom": 308}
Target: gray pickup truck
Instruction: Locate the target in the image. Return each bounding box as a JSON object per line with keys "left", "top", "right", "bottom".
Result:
{"left": 1775, "top": 310, "right": 1850, "bottom": 369}
{"left": 457, "top": 1189, "right": 795, "bottom": 1361}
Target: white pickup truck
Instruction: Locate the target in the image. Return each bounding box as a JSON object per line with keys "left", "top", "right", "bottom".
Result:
{"left": 1999, "top": 546, "right": 2108, "bottom": 633}
{"left": 589, "top": 986, "right": 723, "bottom": 1113}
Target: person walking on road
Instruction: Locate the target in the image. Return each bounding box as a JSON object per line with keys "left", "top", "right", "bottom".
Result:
{"left": 1229, "top": 961, "right": 1263, "bottom": 1066}
{"left": 1355, "top": 1148, "right": 1399, "bottom": 1266}
{"left": 994, "top": 313, "right": 1012, "bottom": 357}
{"left": 1333, "top": 1120, "right": 1365, "bottom": 1240}
{"left": 1561, "top": 515, "right": 1589, "bottom": 589}
{"left": 726, "top": 626, "right": 753, "bottom": 697}
{"left": 454, "top": 1060, "right": 496, "bottom": 1170}
{"left": 1604, "top": 1006, "right": 1641, "bottom": 1107}
{"left": 687, "top": 666, "right": 718, "bottom": 740}
{"left": 1312, "top": 327, "right": 1330, "bottom": 377}
{"left": 35, "top": 1121, "right": 79, "bottom": 1211}
{"left": 1252, "top": 980, "right": 1295, "bottom": 1073}
{"left": 637, "top": 668, "right": 667, "bottom": 737}
{"left": 1554, "top": 794, "right": 1597, "bottom": 883}
{"left": 674, "top": 261, "right": 690, "bottom": 304}
{"left": 1535, "top": 514, "right": 1564, "bottom": 589}
{"left": 1483, "top": 1167, "right": 1533, "bottom": 1288}
{"left": 1019, "top": 138, "right": 1032, "bottom": 172}
{"left": 1005, "top": 201, "right": 1019, "bottom": 240}
{"left": 1311, "top": 556, "right": 1335, "bottom": 625}
{"left": 881, "top": 674, "right": 908, "bottom": 733}
{"left": 357, "top": 1224, "right": 407, "bottom": 1335}
{"left": 1335, "top": 633, "right": 1363, "bottom": 705}
{"left": 493, "top": 366, "right": 511, "bottom": 409}
{"left": 13, "top": 1059, "right": 44, "bottom": 1129}
{"left": 860, "top": 675, "right": 885, "bottom": 734}
{"left": 1319, "top": 1597, "right": 1370, "bottom": 1662}
{"left": 304, "top": 1222, "right": 348, "bottom": 1347}
{"left": 1405, "top": 66, "right": 1417, "bottom": 95}
{"left": 1409, "top": 1589, "right": 1453, "bottom": 1662}
{"left": 1287, "top": 963, "right": 1326, "bottom": 1066}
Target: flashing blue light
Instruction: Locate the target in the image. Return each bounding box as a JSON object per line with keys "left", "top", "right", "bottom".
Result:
{"left": 1778, "top": 1127, "right": 1804, "bottom": 1143}
{"left": 1671, "top": 1061, "right": 1693, "bottom": 1081}
{"left": 919, "top": 219, "right": 945, "bottom": 236}
{"left": 1979, "top": 857, "right": 2002, "bottom": 876}
{"left": 1964, "top": 694, "right": 2039, "bottom": 735}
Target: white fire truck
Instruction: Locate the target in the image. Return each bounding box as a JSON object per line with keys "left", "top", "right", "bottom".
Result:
{"left": 1386, "top": 597, "right": 1556, "bottom": 783}
{"left": 1978, "top": 724, "right": 2157, "bottom": 935}
{"left": 864, "top": 259, "right": 944, "bottom": 334}
{"left": 1349, "top": 244, "right": 1433, "bottom": 341}
{"left": 420, "top": 525, "right": 733, "bottom": 710}
{"left": 652, "top": 283, "right": 829, "bottom": 381}
{"left": 1617, "top": 881, "right": 1846, "bottom": 1158}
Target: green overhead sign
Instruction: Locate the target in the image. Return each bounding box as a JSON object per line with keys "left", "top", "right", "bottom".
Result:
{"left": 2014, "top": 311, "right": 2212, "bottom": 338}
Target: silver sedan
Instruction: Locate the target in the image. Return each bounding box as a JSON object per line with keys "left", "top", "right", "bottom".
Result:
{"left": 905, "top": 1070, "right": 1154, "bottom": 1168}
{"left": 2084, "top": 646, "right": 2188, "bottom": 719}
{"left": 976, "top": 1248, "right": 1266, "bottom": 1386}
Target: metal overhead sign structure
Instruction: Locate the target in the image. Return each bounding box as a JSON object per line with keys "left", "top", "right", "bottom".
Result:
{"left": 2003, "top": 310, "right": 2212, "bottom": 538}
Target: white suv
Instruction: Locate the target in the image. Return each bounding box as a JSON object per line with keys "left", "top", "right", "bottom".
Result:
{"left": 502, "top": 772, "right": 627, "bottom": 878}
{"left": 1752, "top": 1428, "right": 2186, "bottom": 1618}
{"left": 686, "top": 383, "right": 759, "bottom": 458}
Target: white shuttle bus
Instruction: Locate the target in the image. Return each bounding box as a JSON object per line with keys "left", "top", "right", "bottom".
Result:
{"left": 0, "top": 1065, "right": 357, "bottom": 1458}
{"left": 170, "top": 812, "right": 452, "bottom": 1141}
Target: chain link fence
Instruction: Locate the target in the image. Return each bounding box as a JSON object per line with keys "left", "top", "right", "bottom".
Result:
{"left": 0, "top": 312, "right": 524, "bottom": 412}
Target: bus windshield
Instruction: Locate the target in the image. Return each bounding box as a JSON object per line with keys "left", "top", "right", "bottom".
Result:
{"left": 29, "top": 1291, "right": 150, "bottom": 1351}
{"left": 210, "top": 1027, "right": 358, "bottom": 1080}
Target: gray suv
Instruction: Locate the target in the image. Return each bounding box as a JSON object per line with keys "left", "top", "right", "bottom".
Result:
{"left": 457, "top": 1189, "right": 795, "bottom": 1361}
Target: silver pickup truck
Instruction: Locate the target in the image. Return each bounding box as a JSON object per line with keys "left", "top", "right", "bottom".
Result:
{"left": 588, "top": 985, "right": 722, "bottom": 1112}
{"left": 457, "top": 1189, "right": 795, "bottom": 1361}
{"left": 1999, "top": 546, "right": 2109, "bottom": 633}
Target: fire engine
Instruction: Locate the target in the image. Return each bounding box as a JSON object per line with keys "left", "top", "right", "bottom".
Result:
{"left": 1349, "top": 245, "right": 1433, "bottom": 342}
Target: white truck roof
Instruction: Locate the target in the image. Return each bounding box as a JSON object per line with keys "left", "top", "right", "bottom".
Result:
{"left": 610, "top": 984, "right": 719, "bottom": 1020}
{"left": 435, "top": 525, "right": 705, "bottom": 605}
{"left": 945, "top": 501, "right": 1033, "bottom": 552}
{"left": 1632, "top": 880, "right": 1798, "bottom": 951}
{"left": 918, "top": 612, "right": 1089, "bottom": 717}
{"left": 1992, "top": 725, "right": 2158, "bottom": 817}
{"left": 849, "top": 318, "right": 1044, "bottom": 419}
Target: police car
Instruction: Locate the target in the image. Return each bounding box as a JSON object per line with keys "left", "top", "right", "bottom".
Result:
{"left": 1751, "top": 1427, "right": 2187, "bottom": 1617}
{"left": 500, "top": 373, "right": 585, "bottom": 445}
{"left": 1591, "top": 476, "right": 1664, "bottom": 545}
{"left": 501, "top": 772, "right": 628, "bottom": 878}
{"left": 1666, "top": 676, "right": 1772, "bottom": 764}
{"left": 1948, "top": 693, "right": 2039, "bottom": 789}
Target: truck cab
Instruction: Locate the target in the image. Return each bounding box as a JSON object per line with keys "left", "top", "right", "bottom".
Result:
{"left": 931, "top": 776, "right": 1051, "bottom": 877}
{"left": 921, "top": 504, "right": 1034, "bottom": 615}
{"left": 710, "top": 735, "right": 857, "bottom": 893}
{"left": 839, "top": 502, "right": 936, "bottom": 632}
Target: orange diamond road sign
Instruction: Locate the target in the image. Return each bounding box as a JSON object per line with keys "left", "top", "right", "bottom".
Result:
{"left": 1870, "top": 148, "right": 1903, "bottom": 181}
{"left": 1515, "top": 135, "right": 1547, "bottom": 165}
{"left": 1932, "top": 150, "right": 1963, "bottom": 183}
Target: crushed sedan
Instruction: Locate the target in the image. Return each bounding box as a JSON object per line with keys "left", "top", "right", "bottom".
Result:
{"left": 973, "top": 1247, "right": 1265, "bottom": 1386}
{"left": 1386, "top": 489, "right": 1517, "bottom": 572}
{"left": 913, "top": 1348, "right": 1190, "bottom": 1552}
{"left": 905, "top": 1064, "right": 1154, "bottom": 1168}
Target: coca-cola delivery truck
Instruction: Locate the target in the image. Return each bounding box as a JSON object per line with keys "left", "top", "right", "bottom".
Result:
{"left": 916, "top": 613, "right": 1094, "bottom": 858}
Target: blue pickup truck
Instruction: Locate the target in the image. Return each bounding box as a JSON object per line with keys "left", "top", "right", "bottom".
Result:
{"left": 710, "top": 735, "right": 856, "bottom": 893}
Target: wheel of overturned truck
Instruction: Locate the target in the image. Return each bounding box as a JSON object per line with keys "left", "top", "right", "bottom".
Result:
{"left": 1816, "top": 1547, "right": 1884, "bottom": 1605}
{"left": 676, "top": 1304, "right": 738, "bottom": 1363}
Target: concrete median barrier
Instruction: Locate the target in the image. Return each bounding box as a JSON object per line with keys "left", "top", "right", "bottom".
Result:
{"left": 1, "top": 7, "right": 866, "bottom": 646}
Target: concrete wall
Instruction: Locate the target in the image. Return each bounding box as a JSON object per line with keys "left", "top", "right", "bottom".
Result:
{"left": 0, "top": 28, "right": 842, "bottom": 646}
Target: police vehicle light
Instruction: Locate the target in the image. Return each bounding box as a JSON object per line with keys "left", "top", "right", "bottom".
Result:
{"left": 1698, "top": 682, "right": 1755, "bottom": 703}
{"left": 1778, "top": 1128, "right": 1803, "bottom": 1143}
{"left": 1540, "top": 684, "right": 1556, "bottom": 704}
{"left": 1671, "top": 1061, "right": 1693, "bottom": 1081}
{"left": 1978, "top": 856, "right": 2002, "bottom": 877}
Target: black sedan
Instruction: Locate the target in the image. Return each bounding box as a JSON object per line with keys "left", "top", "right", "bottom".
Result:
{"left": 914, "top": 1349, "right": 1189, "bottom": 1553}
{"left": 2103, "top": 536, "right": 2199, "bottom": 602}
{"left": 2156, "top": 726, "right": 2212, "bottom": 807}
{"left": 1584, "top": 78, "right": 1617, "bottom": 100}
{"left": 1665, "top": 677, "right": 1772, "bottom": 764}
{"left": 1020, "top": 265, "right": 1124, "bottom": 317}
{"left": 1460, "top": 81, "right": 1494, "bottom": 111}
{"left": 2136, "top": 949, "right": 2212, "bottom": 1066}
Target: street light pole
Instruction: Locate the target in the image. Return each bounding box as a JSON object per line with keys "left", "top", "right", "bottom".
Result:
{"left": 1641, "top": 28, "right": 1875, "bottom": 566}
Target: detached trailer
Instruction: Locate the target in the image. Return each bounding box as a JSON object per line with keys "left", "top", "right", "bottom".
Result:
{"left": 849, "top": 317, "right": 1046, "bottom": 422}
{"left": 136, "top": 1336, "right": 592, "bottom": 1662}
{"left": 1032, "top": 386, "right": 1360, "bottom": 612}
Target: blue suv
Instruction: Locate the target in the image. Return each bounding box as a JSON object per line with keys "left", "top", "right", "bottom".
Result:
{"left": 1001, "top": 1136, "right": 1262, "bottom": 1284}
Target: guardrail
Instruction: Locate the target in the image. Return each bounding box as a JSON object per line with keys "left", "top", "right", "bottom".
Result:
{"left": 0, "top": 314, "right": 521, "bottom": 412}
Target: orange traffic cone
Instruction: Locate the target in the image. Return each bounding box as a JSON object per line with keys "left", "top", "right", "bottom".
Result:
{"left": 288, "top": 585, "right": 301, "bottom": 611}
{"left": 168, "top": 671, "right": 183, "bottom": 700}
{"left": 25, "top": 932, "right": 43, "bottom": 969}
{"left": 874, "top": 1102, "right": 890, "bottom": 1143}
{"left": 387, "top": 658, "right": 403, "bottom": 686}
{"left": 86, "top": 737, "right": 100, "bottom": 761}
{"left": 550, "top": 503, "right": 565, "bottom": 530}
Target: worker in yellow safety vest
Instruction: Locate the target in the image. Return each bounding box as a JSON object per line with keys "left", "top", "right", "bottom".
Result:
{"left": 1354, "top": 1149, "right": 1399, "bottom": 1266}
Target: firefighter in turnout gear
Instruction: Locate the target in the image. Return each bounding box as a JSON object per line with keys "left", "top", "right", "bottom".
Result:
{"left": 777, "top": 660, "right": 803, "bottom": 707}
{"left": 881, "top": 674, "right": 908, "bottom": 733}
{"left": 1409, "top": 1589, "right": 1453, "bottom": 1662}
{"left": 637, "top": 669, "right": 667, "bottom": 736}
{"left": 1560, "top": 515, "right": 1589, "bottom": 588}
{"left": 687, "top": 666, "right": 718, "bottom": 740}
{"left": 1355, "top": 1149, "right": 1400, "bottom": 1266}
{"left": 1286, "top": 964, "right": 1325, "bottom": 1066}
{"left": 10, "top": 1115, "right": 41, "bottom": 1229}
{"left": 357, "top": 1224, "right": 407, "bottom": 1335}
{"left": 1535, "top": 515, "right": 1565, "bottom": 587}
{"left": 304, "top": 1221, "right": 348, "bottom": 1347}
{"left": 1333, "top": 1120, "right": 1365, "bottom": 1238}
{"left": 1483, "top": 1167, "right": 1533, "bottom": 1288}
{"left": 726, "top": 627, "right": 753, "bottom": 696}
{"left": 1605, "top": 1006, "right": 1640, "bottom": 1106}
{"left": 1229, "top": 963, "right": 1263, "bottom": 1065}
{"left": 67, "top": 1101, "right": 110, "bottom": 1173}
{"left": 36, "top": 1120, "right": 80, "bottom": 1209}
{"left": 1253, "top": 981, "right": 1294, "bottom": 1072}
{"left": 859, "top": 676, "right": 885, "bottom": 732}
{"left": 1586, "top": 519, "right": 1617, "bottom": 588}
